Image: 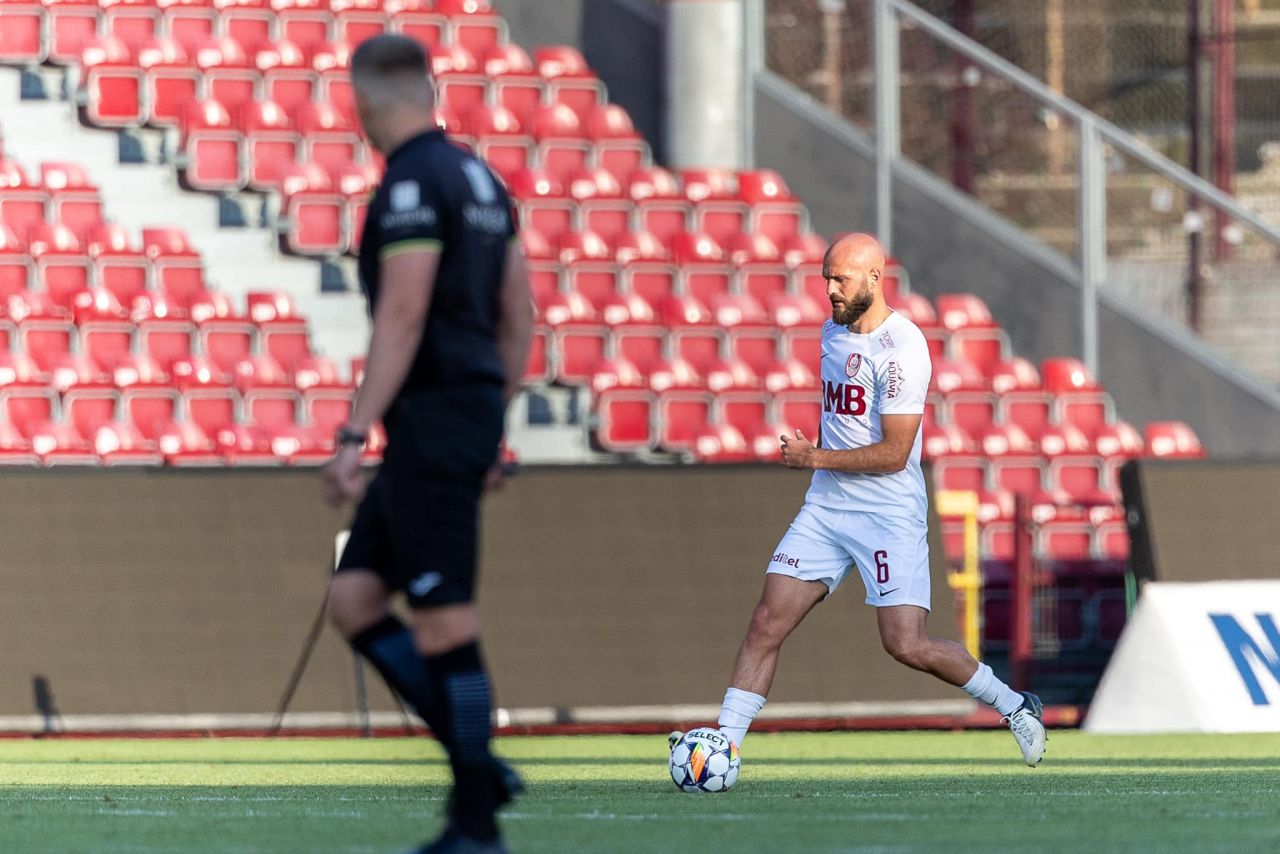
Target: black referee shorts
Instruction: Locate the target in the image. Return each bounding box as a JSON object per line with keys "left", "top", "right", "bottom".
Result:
{"left": 335, "top": 386, "right": 504, "bottom": 609}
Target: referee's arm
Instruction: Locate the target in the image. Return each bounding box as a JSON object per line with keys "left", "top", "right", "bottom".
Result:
{"left": 495, "top": 239, "right": 533, "bottom": 404}
{"left": 346, "top": 244, "right": 440, "bottom": 435}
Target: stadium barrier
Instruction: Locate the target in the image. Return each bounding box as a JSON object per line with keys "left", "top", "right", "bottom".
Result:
{"left": 1084, "top": 581, "right": 1280, "bottom": 733}
{"left": 0, "top": 466, "right": 966, "bottom": 731}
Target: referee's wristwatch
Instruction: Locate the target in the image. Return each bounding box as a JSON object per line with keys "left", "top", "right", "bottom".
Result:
{"left": 336, "top": 425, "right": 367, "bottom": 448}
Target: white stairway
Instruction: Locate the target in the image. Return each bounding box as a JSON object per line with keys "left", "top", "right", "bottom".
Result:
{"left": 0, "top": 67, "right": 370, "bottom": 365}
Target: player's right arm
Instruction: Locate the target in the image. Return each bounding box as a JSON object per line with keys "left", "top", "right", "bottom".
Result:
{"left": 781, "top": 415, "right": 919, "bottom": 473}
{"left": 495, "top": 238, "right": 532, "bottom": 405}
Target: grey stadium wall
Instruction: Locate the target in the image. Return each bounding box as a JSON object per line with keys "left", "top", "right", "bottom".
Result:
{"left": 0, "top": 467, "right": 959, "bottom": 719}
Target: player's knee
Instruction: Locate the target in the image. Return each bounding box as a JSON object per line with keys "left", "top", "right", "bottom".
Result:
{"left": 745, "top": 603, "right": 788, "bottom": 649}
{"left": 327, "top": 585, "right": 386, "bottom": 639}
{"left": 882, "top": 634, "right": 928, "bottom": 671}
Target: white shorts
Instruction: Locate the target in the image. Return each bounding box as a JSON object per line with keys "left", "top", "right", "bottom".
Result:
{"left": 765, "top": 503, "right": 932, "bottom": 610}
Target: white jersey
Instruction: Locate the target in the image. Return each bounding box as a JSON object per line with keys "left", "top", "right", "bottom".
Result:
{"left": 803, "top": 311, "right": 932, "bottom": 522}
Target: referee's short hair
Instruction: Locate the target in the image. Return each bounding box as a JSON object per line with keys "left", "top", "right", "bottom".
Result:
{"left": 351, "top": 35, "right": 434, "bottom": 107}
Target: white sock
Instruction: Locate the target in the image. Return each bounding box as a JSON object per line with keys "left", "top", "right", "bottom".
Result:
{"left": 962, "top": 662, "right": 1024, "bottom": 716}
{"left": 717, "top": 687, "right": 766, "bottom": 748}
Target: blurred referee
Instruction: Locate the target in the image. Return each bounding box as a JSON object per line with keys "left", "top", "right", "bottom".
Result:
{"left": 322, "top": 35, "right": 532, "bottom": 854}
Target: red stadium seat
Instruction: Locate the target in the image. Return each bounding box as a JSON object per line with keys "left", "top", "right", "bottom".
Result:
{"left": 17, "top": 318, "right": 73, "bottom": 373}
{"left": 1094, "top": 420, "right": 1145, "bottom": 458}
{"left": 142, "top": 226, "right": 205, "bottom": 306}
{"left": 103, "top": 0, "right": 160, "bottom": 50}
{"left": 391, "top": 6, "right": 447, "bottom": 50}
{"left": 244, "top": 386, "right": 299, "bottom": 428}
{"left": 298, "top": 102, "right": 363, "bottom": 173}
{"left": 260, "top": 321, "right": 311, "bottom": 371}
{"left": 64, "top": 386, "right": 121, "bottom": 441}
{"left": 0, "top": 225, "right": 33, "bottom": 298}
{"left": 989, "top": 454, "right": 1048, "bottom": 494}
{"left": 1037, "top": 521, "right": 1093, "bottom": 561}
{"left": 988, "top": 356, "right": 1042, "bottom": 394}
{"left": 949, "top": 327, "right": 1009, "bottom": 373}
{"left": 29, "top": 223, "right": 91, "bottom": 307}
{"left": 276, "top": 0, "right": 331, "bottom": 52}
{"left": 0, "top": 0, "right": 46, "bottom": 63}
{"left": 138, "top": 318, "right": 195, "bottom": 369}
{"left": 219, "top": 0, "right": 272, "bottom": 53}
{"left": 1048, "top": 454, "right": 1106, "bottom": 502}
{"left": 552, "top": 323, "right": 607, "bottom": 385}
{"left": 521, "top": 326, "right": 550, "bottom": 384}
{"left": 80, "top": 37, "right": 145, "bottom": 127}
{"left": 932, "top": 455, "right": 987, "bottom": 492}
{"left": 1144, "top": 421, "right": 1206, "bottom": 458}
{"left": 41, "top": 163, "right": 103, "bottom": 240}
{"left": 291, "top": 354, "right": 345, "bottom": 391}
{"left": 656, "top": 389, "right": 712, "bottom": 453}
{"left": 93, "top": 420, "right": 165, "bottom": 465}
{"left": 240, "top": 99, "right": 301, "bottom": 191}
{"left": 594, "top": 389, "right": 654, "bottom": 453}
{"left": 137, "top": 37, "right": 201, "bottom": 127}
{"left": 47, "top": 0, "right": 100, "bottom": 64}
{"left": 944, "top": 390, "right": 996, "bottom": 438}
{"left": 81, "top": 319, "right": 134, "bottom": 371}
{"left": 184, "top": 385, "right": 237, "bottom": 435}
{"left": 199, "top": 319, "right": 255, "bottom": 373}
{"left": 257, "top": 39, "right": 316, "bottom": 113}
{"left": 181, "top": 99, "right": 244, "bottom": 191}
{"left": 469, "top": 105, "right": 533, "bottom": 184}
{"left": 195, "top": 37, "right": 258, "bottom": 110}
{"left": 335, "top": 3, "right": 388, "bottom": 47}
{"left": 281, "top": 164, "right": 345, "bottom": 255}
{"left": 1096, "top": 521, "right": 1130, "bottom": 561}
{"left": 302, "top": 387, "right": 352, "bottom": 435}
{"left": 162, "top": 0, "right": 216, "bottom": 52}
{"left": 935, "top": 293, "right": 996, "bottom": 331}
{"left": 29, "top": 420, "right": 99, "bottom": 465}
{"left": 1000, "top": 390, "right": 1053, "bottom": 441}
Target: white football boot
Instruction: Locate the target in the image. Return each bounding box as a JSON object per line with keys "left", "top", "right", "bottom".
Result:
{"left": 1004, "top": 691, "right": 1047, "bottom": 767}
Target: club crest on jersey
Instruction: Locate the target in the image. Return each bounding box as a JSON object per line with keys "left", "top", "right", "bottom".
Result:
{"left": 845, "top": 354, "right": 862, "bottom": 379}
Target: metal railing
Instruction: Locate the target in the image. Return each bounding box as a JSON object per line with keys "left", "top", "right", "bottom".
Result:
{"left": 869, "top": 0, "right": 1280, "bottom": 377}
{"left": 750, "top": 0, "right": 1280, "bottom": 380}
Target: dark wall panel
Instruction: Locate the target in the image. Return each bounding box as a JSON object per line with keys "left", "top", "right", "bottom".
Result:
{"left": 0, "top": 467, "right": 960, "bottom": 717}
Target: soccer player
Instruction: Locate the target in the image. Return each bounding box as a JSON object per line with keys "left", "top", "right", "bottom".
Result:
{"left": 321, "top": 36, "right": 532, "bottom": 854}
{"left": 674, "top": 233, "right": 1046, "bottom": 769}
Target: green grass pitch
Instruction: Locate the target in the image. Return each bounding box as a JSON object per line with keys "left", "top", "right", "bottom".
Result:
{"left": 2, "top": 731, "right": 1278, "bottom": 853}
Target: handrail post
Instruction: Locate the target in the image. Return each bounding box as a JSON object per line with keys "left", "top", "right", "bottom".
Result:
{"left": 874, "top": 0, "right": 899, "bottom": 252}
{"left": 741, "top": 0, "right": 764, "bottom": 170}
{"left": 1078, "top": 120, "right": 1105, "bottom": 377}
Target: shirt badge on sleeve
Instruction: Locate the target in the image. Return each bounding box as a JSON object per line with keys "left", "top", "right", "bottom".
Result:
{"left": 845, "top": 353, "right": 862, "bottom": 379}
{"left": 389, "top": 180, "right": 420, "bottom": 212}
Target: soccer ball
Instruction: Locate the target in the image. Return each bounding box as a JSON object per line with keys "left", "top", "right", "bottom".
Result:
{"left": 669, "top": 727, "right": 741, "bottom": 793}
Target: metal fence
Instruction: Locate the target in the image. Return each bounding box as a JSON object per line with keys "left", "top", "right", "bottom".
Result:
{"left": 762, "top": 0, "right": 1280, "bottom": 384}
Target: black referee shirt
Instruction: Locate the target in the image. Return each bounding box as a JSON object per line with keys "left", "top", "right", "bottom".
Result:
{"left": 358, "top": 129, "right": 517, "bottom": 394}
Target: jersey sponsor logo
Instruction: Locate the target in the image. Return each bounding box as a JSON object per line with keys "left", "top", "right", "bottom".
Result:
{"left": 463, "top": 203, "right": 509, "bottom": 234}
{"left": 771, "top": 551, "right": 801, "bottom": 568}
{"left": 379, "top": 206, "right": 438, "bottom": 231}
{"left": 879, "top": 331, "right": 895, "bottom": 349}
{"left": 822, "top": 380, "right": 867, "bottom": 416}
{"left": 884, "top": 360, "right": 904, "bottom": 400}
{"left": 845, "top": 353, "right": 862, "bottom": 379}
{"left": 389, "top": 180, "right": 420, "bottom": 212}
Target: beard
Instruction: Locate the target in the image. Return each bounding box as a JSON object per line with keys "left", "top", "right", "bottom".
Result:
{"left": 831, "top": 289, "right": 873, "bottom": 326}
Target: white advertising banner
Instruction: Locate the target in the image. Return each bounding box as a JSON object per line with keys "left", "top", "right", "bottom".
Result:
{"left": 1085, "top": 581, "right": 1280, "bottom": 733}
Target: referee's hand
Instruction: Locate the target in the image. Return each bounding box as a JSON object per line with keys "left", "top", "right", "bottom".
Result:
{"left": 322, "top": 445, "right": 366, "bottom": 507}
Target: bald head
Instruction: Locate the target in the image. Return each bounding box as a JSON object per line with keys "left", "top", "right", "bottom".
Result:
{"left": 825, "top": 233, "right": 886, "bottom": 274}
{"left": 822, "top": 233, "right": 888, "bottom": 328}
{"left": 350, "top": 35, "right": 437, "bottom": 152}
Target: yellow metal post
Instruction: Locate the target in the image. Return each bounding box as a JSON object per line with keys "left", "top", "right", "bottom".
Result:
{"left": 938, "top": 490, "right": 982, "bottom": 659}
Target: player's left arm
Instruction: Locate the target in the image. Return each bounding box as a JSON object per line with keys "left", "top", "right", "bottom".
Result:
{"left": 345, "top": 245, "right": 440, "bottom": 435}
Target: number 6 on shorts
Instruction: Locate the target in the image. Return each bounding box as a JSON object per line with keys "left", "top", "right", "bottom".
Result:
{"left": 874, "top": 549, "right": 890, "bottom": 584}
